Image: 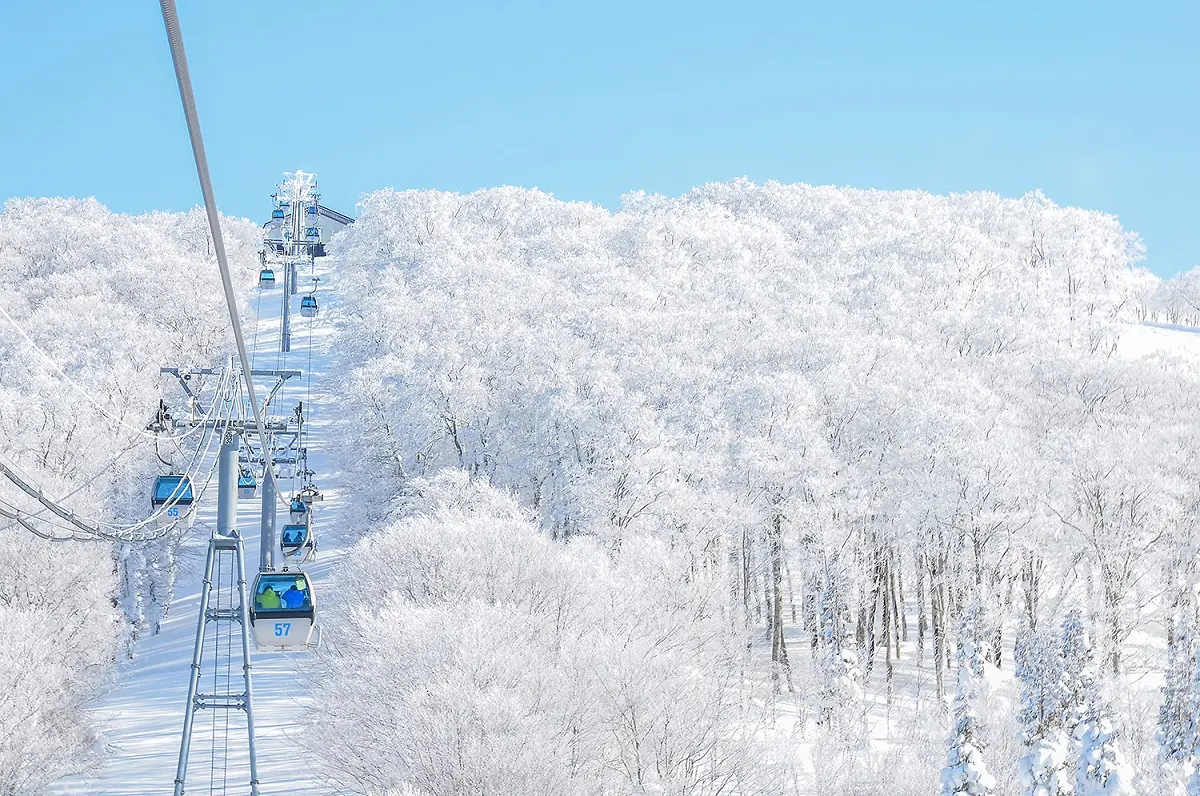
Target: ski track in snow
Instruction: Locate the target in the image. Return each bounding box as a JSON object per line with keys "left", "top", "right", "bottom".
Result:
{"left": 49, "top": 256, "right": 343, "bottom": 796}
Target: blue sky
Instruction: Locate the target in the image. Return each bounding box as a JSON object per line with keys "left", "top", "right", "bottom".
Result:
{"left": 1, "top": 1, "right": 1195, "bottom": 275}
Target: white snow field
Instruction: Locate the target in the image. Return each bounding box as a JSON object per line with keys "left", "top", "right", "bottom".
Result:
{"left": 48, "top": 254, "right": 343, "bottom": 796}
{"left": 1119, "top": 320, "right": 1200, "bottom": 360}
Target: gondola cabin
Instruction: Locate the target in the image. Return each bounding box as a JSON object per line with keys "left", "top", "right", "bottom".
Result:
{"left": 151, "top": 474, "right": 195, "bottom": 528}
{"left": 249, "top": 571, "right": 316, "bottom": 650}
{"left": 259, "top": 268, "right": 275, "bottom": 287}
{"left": 305, "top": 227, "right": 320, "bottom": 238}
{"left": 271, "top": 208, "right": 284, "bottom": 219}
{"left": 280, "top": 521, "right": 315, "bottom": 560}
{"left": 300, "top": 295, "right": 318, "bottom": 318}
{"left": 305, "top": 205, "right": 318, "bottom": 216}
{"left": 289, "top": 496, "right": 309, "bottom": 523}
{"left": 238, "top": 470, "right": 257, "bottom": 500}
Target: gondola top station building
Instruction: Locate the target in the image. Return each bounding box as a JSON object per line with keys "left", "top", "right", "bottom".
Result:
{"left": 261, "top": 179, "right": 353, "bottom": 258}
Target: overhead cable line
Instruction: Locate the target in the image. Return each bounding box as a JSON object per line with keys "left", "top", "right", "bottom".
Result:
{"left": 159, "top": 0, "right": 290, "bottom": 511}
{"left": 0, "top": 423, "right": 216, "bottom": 542}
{"left": 0, "top": 368, "right": 229, "bottom": 531}
{"left": 0, "top": 370, "right": 232, "bottom": 541}
{"left": 251, "top": 284, "right": 263, "bottom": 373}
{"left": 0, "top": 500, "right": 93, "bottom": 542}
{"left": 0, "top": 301, "right": 212, "bottom": 443}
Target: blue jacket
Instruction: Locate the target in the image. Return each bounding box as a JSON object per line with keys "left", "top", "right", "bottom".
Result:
{"left": 282, "top": 586, "right": 306, "bottom": 609}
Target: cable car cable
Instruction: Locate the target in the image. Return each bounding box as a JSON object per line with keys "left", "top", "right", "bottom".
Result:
{"left": 306, "top": 300, "right": 313, "bottom": 432}
{"left": 0, "top": 372, "right": 231, "bottom": 540}
{"left": 0, "top": 493, "right": 168, "bottom": 543}
{"left": 0, "top": 499, "right": 93, "bottom": 542}
{"left": 250, "top": 281, "right": 264, "bottom": 373}
{"left": 158, "top": 0, "right": 291, "bottom": 512}
{"left": 0, "top": 439, "right": 142, "bottom": 537}
{"left": 3, "top": 368, "right": 231, "bottom": 534}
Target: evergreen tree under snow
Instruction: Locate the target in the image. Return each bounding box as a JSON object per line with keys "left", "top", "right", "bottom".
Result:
{"left": 1158, "top": 601, "right": 1196, "bottom": 768}
{"left": 1061, "top": 611, "right": 1136, "bottom": 795}
{"left": 1060, "top": 610, "right": 1097, "bottom": 749}
{"left": 1182, "top": 650, "right": 1200, "bottom": 795}
{"left": 940, "top": 606, "right": 996, "bottom": 796}
{"left": 815, "top": 569, "right": 863, "bottom": 729}
{"left": 1016, "top": 628, "right": 1071, "bottom": 796}
{"left": 1077, "top": 710, "right": 1137, "bottom": 796}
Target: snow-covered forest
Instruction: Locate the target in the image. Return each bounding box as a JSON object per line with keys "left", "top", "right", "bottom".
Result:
{"left": 6, "top": 181, "right": 1200, "bottom": 796}
{"left": 312, "top": 182, "right": 1200, "bottom": 795}
{"left": 1142, "top": 267, "right": 1200, "bottom": 327}
{"left": 0, "top": 198, "right": 258, "bottom": 794}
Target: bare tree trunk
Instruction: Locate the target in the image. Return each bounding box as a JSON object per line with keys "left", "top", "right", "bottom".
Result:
{"left": 804, "top": 580, "right": 820, "bottom": 658}
{"left": 730, "top": 536, "right": 743, "bottom": 634}
{"left": 1105, "top": 579, "right": 1123, "bottom": 675}
{"left": 943, "top": 564, "right": 956, "bottom": 675}
{"left": 762, "top": 561, "right": 772, "bottom": 638}
{"left": 784, "top": 558, "right": 798, "bottom": 624}
{"left": 930, "top": 553, "right": 947, "bottom": 701}
{"left": 1022, "top": 555, "right": 1041, "bottom": 632}
{"left": 916, "top": 550, "right": 927, "bottom": 666}
{"left": 769, "top": 508, "right": 794, "bottom": 693}
{"left": 890, "top": 557, "right": 902, "bottom": 658}
{"left": 864, "top": 547, "right": 883, "bottom": 675}
{"left": 742, "top": 528, "right": 753, "bottom": 630}
{"left": 882, "top": 555, "right": 894, "bottom": 702}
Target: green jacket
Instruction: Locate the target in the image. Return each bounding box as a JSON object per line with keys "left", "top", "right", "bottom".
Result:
{"left": 257, "top": 588, "right": 281, "bottom": 610}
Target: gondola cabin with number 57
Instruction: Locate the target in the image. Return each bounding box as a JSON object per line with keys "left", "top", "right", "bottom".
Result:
{"left": 249, "top": 571, "right": 316, "bottom": 650}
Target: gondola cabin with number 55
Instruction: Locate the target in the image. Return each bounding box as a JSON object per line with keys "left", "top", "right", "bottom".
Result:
{"left": 249, "top": 572, "right": 316, "bottom": 650}
{"left": 150, "top": 474, "right": 196, "bottom": 529}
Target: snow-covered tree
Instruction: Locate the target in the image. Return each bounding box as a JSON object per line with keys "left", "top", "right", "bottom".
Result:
{"left": 1077, "top": 709, "right": 1137, "bottom": 796}
{"left": 313, "top": 180, "right": 1174, "bottom": 795}
{"left": 1016, "top": 628, "right": 1071, "bottom": 796}
{"left": 940, "top": 606, "right": 997, "bottom": 796}
{"left": 814, "top": 565, "right": 863, "bottom": 728}
{"left": 1060, "top": 609, "right": 1099, "bottom": 746}
{"left": 1180, "top": 648, "right": 1200, "bottom": 795}
{"left": 1057, "top": 610, "right": 1138, "bottom": 795}
{"left": 311, "top": 471, "right": 775, "bottom": 796}
{"left": 1159, "top": 600, "right": 1197, "bottom": 767}
{"left": 0, "top": 197, "right": 260, "bottom": 790}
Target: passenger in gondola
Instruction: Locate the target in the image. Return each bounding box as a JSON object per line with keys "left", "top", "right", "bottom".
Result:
{"left": 257, "top": 587, "right": 281, "bottom": 610}
{"left": 282, "top": 581, "right": 307, "bottom": 609}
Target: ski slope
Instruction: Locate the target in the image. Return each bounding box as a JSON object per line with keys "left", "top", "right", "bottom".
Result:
{"left": 1119, "top": 320, "right": 1200, "bottom": 361}
{"left": 49, "top": 254, "right": 343, "bottom": 796}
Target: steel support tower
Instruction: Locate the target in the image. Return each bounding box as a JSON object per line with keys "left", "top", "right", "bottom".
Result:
{"left": 273, "top": 171, "right": 321, "bottom": 353}
{"left": 173, "top": 429, "right": 261, "bottom": 796}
